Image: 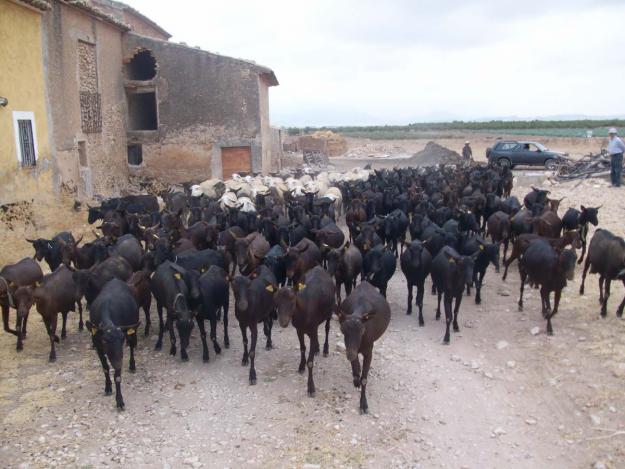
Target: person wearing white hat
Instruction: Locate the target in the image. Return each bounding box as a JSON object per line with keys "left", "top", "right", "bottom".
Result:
{"left": 607, "top": 127, "right": 625, "bottom": 187}
{"left": 462, "top": 141, "right": 473, "bottom": 161}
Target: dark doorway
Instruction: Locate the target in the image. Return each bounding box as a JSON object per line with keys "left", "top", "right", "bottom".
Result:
{"left": 127, "top": 92, "right": 158, "bottom": 130}
{"left": 127, "top": 144, "right": 143, "bottom": 165}
{"left": 125, "top": 50, "right": 157, "bottom": 80}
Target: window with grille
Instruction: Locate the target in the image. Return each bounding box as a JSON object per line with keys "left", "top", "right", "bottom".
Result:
{"left": 12, "top": 111, "right": 38, "bottom": 167}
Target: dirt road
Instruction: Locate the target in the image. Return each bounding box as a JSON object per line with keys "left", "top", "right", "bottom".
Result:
{"left": 1, "top": 173, "right": 624, "bottom": 468}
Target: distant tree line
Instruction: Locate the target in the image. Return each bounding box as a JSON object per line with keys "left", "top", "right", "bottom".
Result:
{"left": 286, "top": 119, "right": 625, "bottom": 136}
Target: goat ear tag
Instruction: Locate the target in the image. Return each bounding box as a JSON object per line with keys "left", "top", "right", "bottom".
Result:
{"left": 298, "top": 282, "right": 306, "bottom": 290}
{"left": 91, "top": 327, "right": 97, "bottom": 336}
{"left": 448, "top": 258, "right": 456, "bottom": 264}
{"left": 127, "top": 328, "right": 136, "bottom": 335}
{"left": 479, "top": 245, "right": 484, "bottom": 251}
{"left": 265, "top": 284, "right": 274, "bottom": 292}
{"left": 174, "top": 273, "right": 182, "bottom": 280}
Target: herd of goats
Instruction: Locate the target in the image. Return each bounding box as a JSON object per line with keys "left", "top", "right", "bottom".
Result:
{"left": 0, "top": 163, "right": 621, "bottom": 414}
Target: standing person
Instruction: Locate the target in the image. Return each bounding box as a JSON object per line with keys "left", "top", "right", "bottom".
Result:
{"left": 607, "top": 128, "right": 625, "bottom": 187}
{"left": 462, "top": 141, "right": 473, "bottom": 161}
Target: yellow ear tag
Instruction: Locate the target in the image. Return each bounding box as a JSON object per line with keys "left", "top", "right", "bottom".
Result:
{"left": 265, "top": 284, "right": 274, "bottom": 292}
{"left": 200, "top": 268, "right": 206, "bottom": 273}
{"left": 91, "top": 327, "right": 97, "bottom": 336}
{"left": 35, "top": 281, "right": 42, "bottom": 286}
{"left": 479, "top": 245, "right": 485, "bottom": 251}
{"left": 174, "top": 273, "right": 182, "bottom": 280}
{"left": 448, "top": 258, "right": 456, "bottom": 264}
{"left": 127, "top": 328, "right": 136, "bottom": 335}
{"left": 298, "top": 283, "right": 306, "bottom": 290}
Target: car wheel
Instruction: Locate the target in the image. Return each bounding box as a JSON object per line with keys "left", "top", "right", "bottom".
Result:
{"left": 498, "top": 158, "right": 512, "bottom": 168}
{"left": 544, "top": 159, "right": 557, "bottom": 170}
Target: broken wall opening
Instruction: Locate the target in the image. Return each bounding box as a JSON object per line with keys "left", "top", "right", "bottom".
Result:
{"left": 127, "top": 91, "right": 158, "bottom": 130}
{"left": 125, "top": 49, "right": 157, "bottom": 80}
{"left": 127, "top": 144, "right": 143, "bottom": 165}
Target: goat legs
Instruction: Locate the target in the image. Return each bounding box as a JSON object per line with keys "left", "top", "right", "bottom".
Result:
{"left": 197, "top": 317, "right": 209, "bottom": 362}
{"left": 323, "top": 318, "right": 330, "bottom": 356}
{"left": 359, "top": 351, "right": 373, "bottom": 414}
{"left": 249, "top": 322, "right": 258, "bottom": 385}
{"left": 307, "top": 331, "right": 318, "bottom": 397}
{"left": 416, "top": 280, "right": 425, "bottom": 327}
{"left": 95, "top": 340, "right": 112, "bottom": 395}
{"left": 601, "top": 278, "right": 611, "bottom": 318}
{"left": 297, "top": 329, "right": 306, "bottom": 373}
{"left": 240, "top": 324, "right": 249, "bottom": 366}
{"left": 579, "top": 256, "right": 591, "bottom": 295}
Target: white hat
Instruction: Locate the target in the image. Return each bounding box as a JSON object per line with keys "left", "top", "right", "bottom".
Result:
{"left": 608, "top": 127, "right": 618, "bottom": 134}
{"left": 465, "top": 141, "right": 470, "bottom": 144}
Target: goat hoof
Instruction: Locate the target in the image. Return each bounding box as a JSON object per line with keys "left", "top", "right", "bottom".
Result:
{"left": 154, "top": 342, "right": 162, "bottom": 351}
{"left": 360, "top": 406, "right": 369, "bottom": 415}
{"left": 308, "top": 390, "right": 316, "bottom": 398}
{"left": 117, "top": 403, "right": 125, "bottom": 411}
{"left": 249, "top": 377, "right": 257, "bottom": 385}
{"left": 214, "top": 344, "right": 222, "bottom": 354}
{"left": 105, "top": 389, "right": 112, "bottom": 396}
{"left": 16, "top": 343, "right": 23, "bottom": 351}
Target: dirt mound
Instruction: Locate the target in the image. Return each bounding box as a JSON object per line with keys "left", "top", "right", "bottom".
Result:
{"left": 407, "top": 141, "right": 464, "bottom": 166}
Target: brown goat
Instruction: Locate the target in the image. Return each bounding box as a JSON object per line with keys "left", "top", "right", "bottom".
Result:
{"left": 276, "top": 266, "right": 336, "bottom": 397}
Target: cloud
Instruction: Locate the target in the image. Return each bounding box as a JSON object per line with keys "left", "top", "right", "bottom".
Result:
{"left": 124, "top": 0, "right": 625, "bottom": 126}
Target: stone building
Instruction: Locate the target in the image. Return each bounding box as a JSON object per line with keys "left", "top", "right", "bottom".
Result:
{"left": 122, "top": 33, "right": 279, "bottom": 182}
{"left": 15, "top": 0, "right": 279, "bottom": 200}
{"left": 0, "top": 0, "right": 53, "bottom": 205}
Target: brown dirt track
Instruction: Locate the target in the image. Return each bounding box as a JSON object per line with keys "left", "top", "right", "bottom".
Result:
{"left": 2, "top": 137, "right": 625, "bottom": 468}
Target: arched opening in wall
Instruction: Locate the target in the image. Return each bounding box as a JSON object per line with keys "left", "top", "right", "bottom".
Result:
{"left": 125, "top": 49, "right": 157, "bottom": 80}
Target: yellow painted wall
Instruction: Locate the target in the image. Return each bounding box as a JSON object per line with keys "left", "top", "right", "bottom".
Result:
{"left": 0, "top": 0, "right": 52, "bottom": 205}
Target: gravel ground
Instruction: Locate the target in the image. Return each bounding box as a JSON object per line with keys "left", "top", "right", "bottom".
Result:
{"left": 2, "top": 171, "right": 625, "bottom": 468}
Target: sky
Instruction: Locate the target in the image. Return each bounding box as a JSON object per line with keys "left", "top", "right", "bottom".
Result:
{"left": 123, "top": 0, "right": 625, "bottom": 126}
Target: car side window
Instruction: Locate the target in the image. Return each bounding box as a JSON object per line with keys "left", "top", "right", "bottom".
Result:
{"left": 500, "top": 143, "right": 517, "bottom": 151}
{"left": 511, "top": 144, "right": 524, "bottom": 151}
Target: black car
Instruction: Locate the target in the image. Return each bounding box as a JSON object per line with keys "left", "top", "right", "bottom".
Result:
{"left": 486, "top": 140, "right": 569, "bottom": 169}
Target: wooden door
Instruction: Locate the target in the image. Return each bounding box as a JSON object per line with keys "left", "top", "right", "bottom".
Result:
{"left": 221, "top": 146, "right": 252, "bottom": 179}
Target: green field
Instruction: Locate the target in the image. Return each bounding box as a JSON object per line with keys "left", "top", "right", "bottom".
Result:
{"left": 287, "top": 120, "right": 625, "bottom": 140}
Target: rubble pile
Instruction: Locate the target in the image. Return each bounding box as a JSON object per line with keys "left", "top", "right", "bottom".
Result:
{"left": 553, "top": 150, "right": 615, "bottom": 181}
{"left": 406, "top": 141, "right": 464, "bottom": 166}
{"left": 309, "top": 130, "right": 348, "bottom": 156}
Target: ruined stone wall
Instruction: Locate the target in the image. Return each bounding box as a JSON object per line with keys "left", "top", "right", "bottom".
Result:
{"left": 43, "top": 2, "right": 129, "bottom": 199}
{"left": 258, "top": 76, "right": 272, "bottom": 174}
{"left": 124, "top": 33, "right": 267, "bottom": 183}
{"left": 269, "top": 127, "right": 283, "bottom": 172}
